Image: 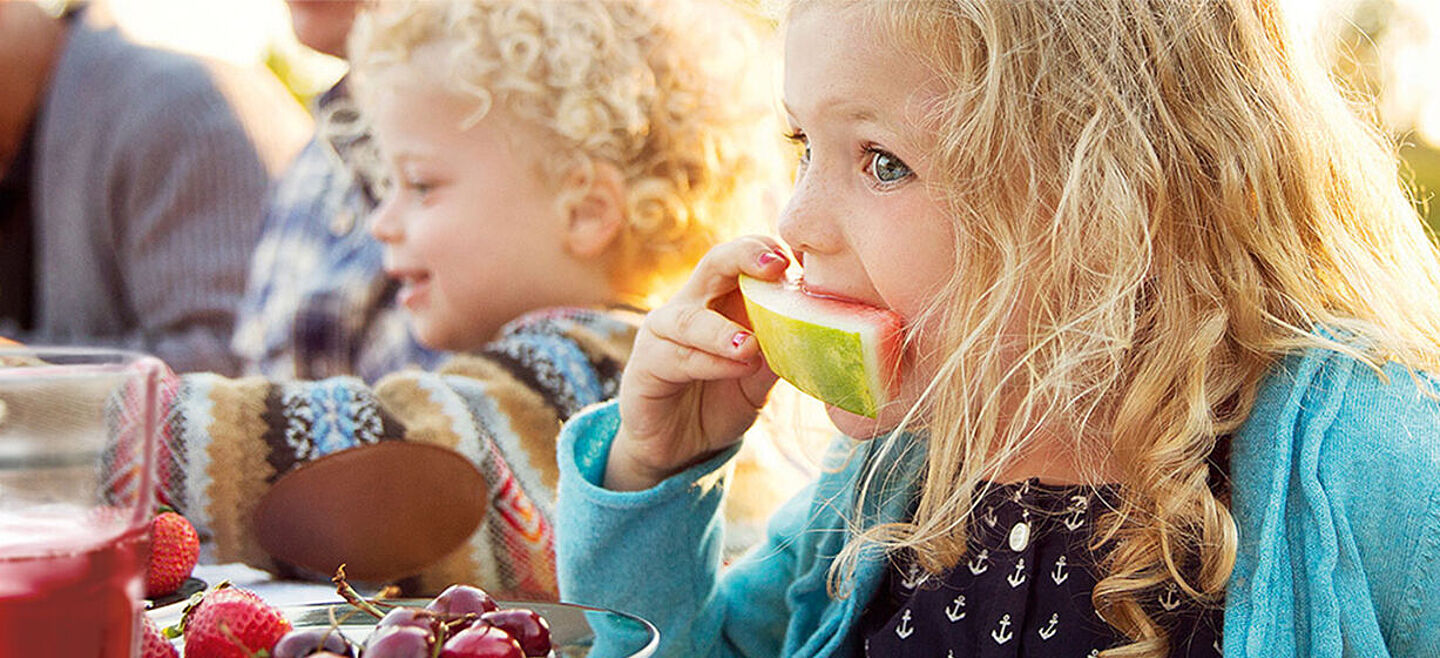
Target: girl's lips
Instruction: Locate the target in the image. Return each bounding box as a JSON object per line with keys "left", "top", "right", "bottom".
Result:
{"left": 797, "top": 278, "right": 884, "bottom": 310}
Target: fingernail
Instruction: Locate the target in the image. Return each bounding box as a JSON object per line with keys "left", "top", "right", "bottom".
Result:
{"left": 731, "top": 331, "right": 752, "bottom": 349}
{"left": 758, "top": 251, "right": 786, "bottom": 267}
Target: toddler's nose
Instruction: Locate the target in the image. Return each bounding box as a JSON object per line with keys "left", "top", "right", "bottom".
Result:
{"left": 368, "top": 197, "right": 403, "bottom": 243}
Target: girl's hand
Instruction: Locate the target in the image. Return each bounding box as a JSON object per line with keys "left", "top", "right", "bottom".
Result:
{"left": 604, "top": 237, "right": 790, "bottom": 491}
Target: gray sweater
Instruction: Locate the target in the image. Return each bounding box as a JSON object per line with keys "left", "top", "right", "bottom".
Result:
{"left": 23, "top": 16, "right": 308, "bottom": 374}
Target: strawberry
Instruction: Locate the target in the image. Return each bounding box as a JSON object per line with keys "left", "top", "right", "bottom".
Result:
{"left": 181, "top": 585, "right": 292, "bottom": 658}
{"left": 141, "top": 614, "right": 179, "bottom": 658}
{"left": 146, "top": 510, "right": 200, "bottom": 598}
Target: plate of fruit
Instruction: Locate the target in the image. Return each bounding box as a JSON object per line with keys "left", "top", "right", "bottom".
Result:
{"left": 149, "top": 568, "right": 659, "bottom": 658}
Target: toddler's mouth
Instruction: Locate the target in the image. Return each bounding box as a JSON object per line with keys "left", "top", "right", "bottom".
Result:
{"left": 388, "top": 269, "right": 433, "bottom": 308}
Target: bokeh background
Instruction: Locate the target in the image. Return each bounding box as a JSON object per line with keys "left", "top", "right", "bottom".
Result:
{"left": 60, "top": 0, "right": 1440, "bottom": 237}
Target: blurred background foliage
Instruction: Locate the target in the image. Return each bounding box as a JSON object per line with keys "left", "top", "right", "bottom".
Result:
{"left": 77, "top": 0, "right": 1440, "bottom": 238}
{"left": 1325, "top": 0, "right": 1440, "bottom": 236}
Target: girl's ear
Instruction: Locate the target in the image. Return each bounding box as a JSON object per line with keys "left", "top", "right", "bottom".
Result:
{"left": 563, "top": 162, "right": 627, "bottom": 258}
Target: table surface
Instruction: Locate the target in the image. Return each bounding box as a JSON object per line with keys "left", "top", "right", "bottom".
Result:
{"left": 146, "top": 562, "right": 349, "bottom": 627}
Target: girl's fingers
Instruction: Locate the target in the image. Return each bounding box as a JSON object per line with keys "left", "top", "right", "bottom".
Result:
{"left": 673, "top": 236, "right": 789, "bottom": 306}
{"left": 647, "top": 303, "right": 761, "bottom": 366}
{"left": 633, "top": 334, "right": 762, "bottom": 387}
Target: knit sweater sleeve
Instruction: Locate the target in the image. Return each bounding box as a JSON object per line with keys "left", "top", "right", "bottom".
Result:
{"left": 160, "top": 308, "right": 637, "bottom": 598}
{"left": 554, "top": 400, "right": 799, "bottom": 657}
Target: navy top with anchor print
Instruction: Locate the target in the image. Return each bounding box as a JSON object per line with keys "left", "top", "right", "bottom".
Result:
{"left": 861, "top": 479, "right": 1223, "bottom": 657}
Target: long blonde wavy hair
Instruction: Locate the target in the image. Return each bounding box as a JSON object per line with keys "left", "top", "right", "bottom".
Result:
{"left": 346, "top": 0, "right": 785, "bottom": 307}
{"left": 802, "top": 0, "right": 1440, "bottom": 655}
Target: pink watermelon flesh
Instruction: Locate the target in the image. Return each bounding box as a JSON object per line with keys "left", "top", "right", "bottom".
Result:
{"left": 738, "top": 275, "right": 903, "bottom": 418}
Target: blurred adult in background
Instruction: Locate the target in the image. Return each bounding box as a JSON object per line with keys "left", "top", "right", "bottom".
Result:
{"left": 0, "top": 0, "right": 308, "bottom": 374}
{"left": 231, "top": 0, "right": 443, "bottom": 382}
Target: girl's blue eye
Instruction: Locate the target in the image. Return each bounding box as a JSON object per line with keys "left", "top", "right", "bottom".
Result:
{"left": 868, "top": 149, "right": 912, "bottom": 184}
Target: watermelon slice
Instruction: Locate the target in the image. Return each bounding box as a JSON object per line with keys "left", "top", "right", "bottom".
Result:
{"left": 738, "top": 275, "right": 904, "bottom": 418}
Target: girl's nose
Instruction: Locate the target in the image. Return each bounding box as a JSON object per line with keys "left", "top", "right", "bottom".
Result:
{"left": 368, "top": 196, "right": 403, "bottom": 244}
{"left": 776, "top": 168, "right": 839, "bottom": 259}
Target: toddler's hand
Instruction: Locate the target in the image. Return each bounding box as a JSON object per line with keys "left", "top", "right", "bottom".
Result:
{"left": 605, "top": 237, "right": 790, "bottom": 491}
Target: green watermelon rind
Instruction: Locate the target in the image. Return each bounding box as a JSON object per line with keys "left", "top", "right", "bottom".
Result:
{"left": 739, "top": 275, "right": 897, "bottom": 418}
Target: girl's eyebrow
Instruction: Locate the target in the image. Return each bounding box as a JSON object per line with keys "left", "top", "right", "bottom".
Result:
{"left": 782, "top": 99, "right": 880, "bottom": 125}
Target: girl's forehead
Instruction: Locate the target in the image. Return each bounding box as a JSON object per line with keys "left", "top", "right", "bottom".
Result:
{"left": 782, "top": 4, "right": 942, "bottom": 131}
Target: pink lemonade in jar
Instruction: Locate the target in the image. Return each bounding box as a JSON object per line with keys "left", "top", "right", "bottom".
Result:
{"left": 0, "top": 507, "right": 150, "bottom": 657}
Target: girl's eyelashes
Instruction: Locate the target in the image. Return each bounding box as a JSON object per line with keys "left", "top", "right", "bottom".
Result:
{"left": 785, "top": 129, "right": 913, "bottom": 188}
{"left": 864, "top": 147, "right": 913, "bottom": 186}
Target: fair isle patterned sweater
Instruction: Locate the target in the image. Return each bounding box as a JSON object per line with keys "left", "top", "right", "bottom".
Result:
{"left": 158, "top": 307, "right": 640, "bottom": 599}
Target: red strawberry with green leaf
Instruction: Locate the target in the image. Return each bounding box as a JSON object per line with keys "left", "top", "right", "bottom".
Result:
{"left": 141, "top": 614, "right": 179, "bottom": 658}
{"left": 180, "top": 584, "right": 292, "bottom": 657}
{"left": 146, "top": 509, "right": 200, "bottom": 598}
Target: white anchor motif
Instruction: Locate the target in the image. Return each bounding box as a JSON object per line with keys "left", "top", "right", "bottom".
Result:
{"left": 895, "top": 609, "right": 914, "bottom": 639}
{"left": 1038, "top": 612, "right": 1059, "bottom": 640}
{"left": 983, "top": 505, "right": 998, "bottom": 528}
{"left": 1052, "top": 555, "right": 1070, "bottom": 585}
{"left": 991, "top": 613, "right": 1014, "bottom": 644}
{"left": 945, "top": 595, "right": 966, "bottom": 622}
{"left": 1007, "top": 557, "right": 1028, "bottom": 588}
{"left": 900, "top": 562, "right": 926, "bottom": 590}
{"left": 968, "top": 548, "right": 990, "bottom": 575}
{"left": 1064, "top": 494, "right": 1089, "bottom": 531}
{"left": 1010, "top": 480, "right": 1031, "bottom": 503}
{"left": 1159, "top": 583, "right": 1181, "bottom": 611}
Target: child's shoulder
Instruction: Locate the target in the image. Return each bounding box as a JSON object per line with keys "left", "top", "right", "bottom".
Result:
{"left": 1239, "top": 344, "right": 1440, "bottom": 502}
{"left": 486, "top": 306, "right": 643, "bottom": 345}
{"left": 1231, "top": 346, "right": 1440, "bottom": 649}
{"left": 432, "top": 306, "right": 644, "bottom": 414}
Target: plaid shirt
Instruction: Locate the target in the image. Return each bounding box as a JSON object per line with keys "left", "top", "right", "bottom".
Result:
{"left": 231, "top": 80, "right": 441, "bottom": 382}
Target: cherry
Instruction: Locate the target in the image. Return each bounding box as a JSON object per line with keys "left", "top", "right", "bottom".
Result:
{"left": 439, "top": 625, "right": 524, "bottom": 658}
{"left": 362, "top": 625, "right": 434, "bottom": 658}
{"left": 479, "top": 609, "right": 551, "bottom": 657}
{"left": 426, "top": 584, "right": 499, "bottom": 617}
{"left": 272, "top": 627, "right": 357, "bottom": 658}
{"left": 376, "top": 606, "right": 439, "bottom": 632}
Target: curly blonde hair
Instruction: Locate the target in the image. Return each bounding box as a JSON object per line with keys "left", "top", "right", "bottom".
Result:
{"left": 796, "top": 0, "right": 1440, "bottom": 655}
{"left": 347, "top": 0, "right": 785, "bottom": 306}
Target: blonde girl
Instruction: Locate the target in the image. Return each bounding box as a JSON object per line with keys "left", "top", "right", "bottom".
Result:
{"left": 555, "top": 0, "right": 1440, "bottom": 655}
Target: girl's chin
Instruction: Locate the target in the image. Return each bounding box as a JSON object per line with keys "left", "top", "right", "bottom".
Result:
{"left": 825, "top": 404, "right": 899, "bottom": 440}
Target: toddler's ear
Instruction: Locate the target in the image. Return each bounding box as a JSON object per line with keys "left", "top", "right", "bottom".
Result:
{"left": 563, "top": 162, "right": 626, "bottom": 258}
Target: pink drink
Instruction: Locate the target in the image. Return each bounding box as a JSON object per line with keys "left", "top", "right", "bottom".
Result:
{"left": 0, "top": 508, "right": 150, "bottom": 657}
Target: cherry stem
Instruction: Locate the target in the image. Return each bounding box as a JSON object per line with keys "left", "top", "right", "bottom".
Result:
{"left": 331, "top": 564, "right": 389, "bottom": 620}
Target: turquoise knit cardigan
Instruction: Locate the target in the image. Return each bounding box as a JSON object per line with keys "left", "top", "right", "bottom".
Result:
{"left": 556, "top": 347, "right": 1440, "bottom": 657}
